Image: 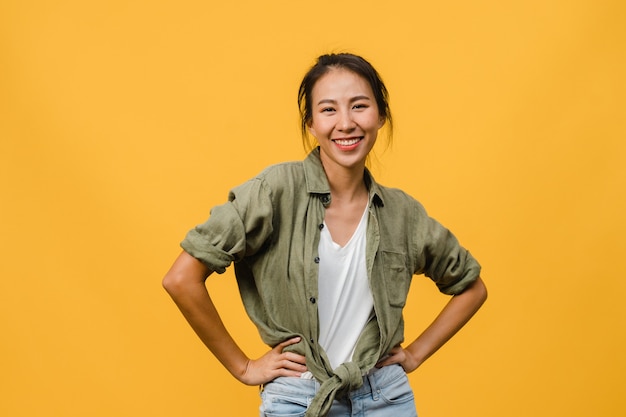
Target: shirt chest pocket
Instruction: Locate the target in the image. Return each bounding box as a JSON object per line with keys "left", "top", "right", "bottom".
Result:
{"left": 381, "top": 251, "right": 411, "bottom": 308}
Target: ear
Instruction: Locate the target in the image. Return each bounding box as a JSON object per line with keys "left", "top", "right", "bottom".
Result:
{"left": 378, "top": 115, "right": 385, "bottom": 129}
{"left": 307, "top": 121, "right": 317, "bottom": 139}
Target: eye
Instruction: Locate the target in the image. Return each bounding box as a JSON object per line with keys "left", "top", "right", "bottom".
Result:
{"left": 353, "top": 103, "right": 368, "bottom": 110}
{"left": 321, "top": 107, "right": 335, "bottom": 113}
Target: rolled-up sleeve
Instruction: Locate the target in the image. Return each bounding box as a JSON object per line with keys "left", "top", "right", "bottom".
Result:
{"left": 415, "top": 205, "right": 481, "bottom": 295}
{"left": 180, "top": 177, "right": 274, "bottom": 273}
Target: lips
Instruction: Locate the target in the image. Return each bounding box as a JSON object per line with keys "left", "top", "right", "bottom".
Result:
{"left": 332, "top": 137, "right": 363, "bottom": 146}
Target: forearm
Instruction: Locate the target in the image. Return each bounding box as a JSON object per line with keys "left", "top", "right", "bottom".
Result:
{"left": 406, "top": 277, "right": 487, "bottom": 369}
{"left": 168, "top": 282, "right": 251, "bottom": 378}
{"left": 162, "top": 252, "right": 250, "bottom": 382}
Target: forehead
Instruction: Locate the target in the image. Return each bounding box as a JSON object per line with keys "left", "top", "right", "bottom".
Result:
{"left": 311, "top": 68, "right": 374, "bottom": 101}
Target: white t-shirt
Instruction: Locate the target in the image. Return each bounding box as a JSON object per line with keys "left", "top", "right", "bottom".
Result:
{"left": 317, "top": 206, "right": 374, "bottom": 370}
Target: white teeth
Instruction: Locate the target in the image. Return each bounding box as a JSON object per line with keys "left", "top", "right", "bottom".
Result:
{"left": 334, "top": 138, "right": 360, "bottom": 146}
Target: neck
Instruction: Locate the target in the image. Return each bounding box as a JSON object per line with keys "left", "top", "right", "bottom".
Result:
{"left": 320, "top": 157, "right": 368, "bottom": 202}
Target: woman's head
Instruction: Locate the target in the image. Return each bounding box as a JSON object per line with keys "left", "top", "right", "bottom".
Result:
{"left": 298, "top": 53, "right": 393, "bottom": 151}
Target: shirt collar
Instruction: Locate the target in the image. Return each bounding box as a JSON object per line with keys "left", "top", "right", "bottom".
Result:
{"left": 303, "top": 147, "right": 385, "bottom": 207}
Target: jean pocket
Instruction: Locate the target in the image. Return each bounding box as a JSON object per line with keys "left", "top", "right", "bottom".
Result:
{"left": 260, "top": 379, "right": 311, "bottom": 417}
{"left": 378, "top": 369, "right": 415, "bottom": 405}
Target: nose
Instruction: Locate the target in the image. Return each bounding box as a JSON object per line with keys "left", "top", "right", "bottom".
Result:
{"left": 337, "top": 110, "right": 356, "bottom": 131}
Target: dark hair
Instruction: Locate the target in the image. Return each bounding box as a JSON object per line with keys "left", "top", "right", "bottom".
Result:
{"left": 297, "top": 53, "right": 393, "bottom": 151}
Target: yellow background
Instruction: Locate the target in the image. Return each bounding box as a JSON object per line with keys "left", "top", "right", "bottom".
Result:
{"left": 1, "top": 1, "right": 625, "bottom": 416}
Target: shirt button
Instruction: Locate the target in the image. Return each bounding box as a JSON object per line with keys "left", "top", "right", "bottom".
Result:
{"left": 309, "top": 297, "right": 316, "bottom": 304}
{"left": 310, "top": 338, "right": 314, "bottom": 344}
{"left": 318, "top": 223, "right": 324, "bottom": 230}
{"left": 314, "top": 257, "right": 320, "bottom": 263}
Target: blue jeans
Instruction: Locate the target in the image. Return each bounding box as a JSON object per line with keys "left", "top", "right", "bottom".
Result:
{"left": 259, "top": 364, "right": 417, "bottom": 417}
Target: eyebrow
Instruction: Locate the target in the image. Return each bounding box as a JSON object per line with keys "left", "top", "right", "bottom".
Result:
{"left": 316, "top": 95, "right": 372, "bottom": 105}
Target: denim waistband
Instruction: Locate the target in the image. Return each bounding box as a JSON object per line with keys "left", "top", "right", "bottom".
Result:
{"left": 344, "top": 364, "right": 405, "bottom": 398}
{"left": 261, "top": 364, "right": 406, "bottom": 399}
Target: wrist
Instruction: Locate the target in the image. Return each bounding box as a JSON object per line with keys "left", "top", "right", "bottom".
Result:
{"left": 404, "top": 344, "right": 427, "bottom": 371}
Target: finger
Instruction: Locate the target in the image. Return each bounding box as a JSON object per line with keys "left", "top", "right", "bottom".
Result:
{"left": 283, "top": 352, "right": 307, "bottom": 365}
{"left": 275, "top": 337, "right": 302, "bottom": 351}
{"left": 276, "top": 367, "right": 306, "bottom": 378}
{"left": 375, "top": 357, "right": 395, "bottom": 368}
{"left": 388, "top": 346, "right": 403, "bottom": 355}
{"left": 279, "top": 359, "right": 308, "bottom": 372}
{"left": 376, "top": 350, "right": 404, "bottom": 368}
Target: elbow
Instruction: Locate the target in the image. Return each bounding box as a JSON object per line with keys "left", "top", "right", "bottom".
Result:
{"left": 456, "top": 276, "right": 487, "bottom": 306}
{"left": 162, "top": 270, "right": 185, "bottom": 296}
{"left": 162, "top": 251, "right": 212, "bottom": 296}
{"left": 474, "top": 276, "right": 488, "bottom": 305}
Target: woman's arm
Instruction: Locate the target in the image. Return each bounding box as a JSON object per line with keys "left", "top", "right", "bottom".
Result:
{"left": 162, "top": 251, "right": 307, "bottom": 385}
{"left": 377, "top": 277, "right": 487, "bottom": 372}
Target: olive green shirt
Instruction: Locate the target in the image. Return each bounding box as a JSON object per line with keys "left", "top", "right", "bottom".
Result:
{"left": 181, "top": 148, "right": 481, "bottom": 416}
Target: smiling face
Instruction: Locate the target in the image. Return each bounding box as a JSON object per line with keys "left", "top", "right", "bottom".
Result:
{"left": 308, "top": 68, "right": 384, "bottom": 175}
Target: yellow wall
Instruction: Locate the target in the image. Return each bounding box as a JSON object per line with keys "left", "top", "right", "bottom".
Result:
{"left": 1, "top": 1, "right": 625, "bottom": 416}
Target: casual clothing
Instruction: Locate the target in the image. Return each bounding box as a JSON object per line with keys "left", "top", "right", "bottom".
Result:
{"left": 181, "top": 147, "right": 481, "bottom": 416}
{"left": 318, "top": 205, "right": 373, "bottom": 370}
{"left": 260, "top": 364, "right": 417, "bottom": 417}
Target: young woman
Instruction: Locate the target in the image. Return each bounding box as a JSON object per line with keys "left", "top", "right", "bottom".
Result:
{"left": 163, "top": 53, "right": 487, "bottom": 417}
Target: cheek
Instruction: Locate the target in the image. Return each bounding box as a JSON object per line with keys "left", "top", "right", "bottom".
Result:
{"left": 309, "top": 119, "right": 330, "bottom": 138}
{"left": 364, "top": 115, "right": 383, "bottom": 131}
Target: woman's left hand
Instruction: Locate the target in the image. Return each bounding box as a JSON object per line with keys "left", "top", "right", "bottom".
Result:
{"left": 375, "top": 345, "right": 419, "bottom": 373}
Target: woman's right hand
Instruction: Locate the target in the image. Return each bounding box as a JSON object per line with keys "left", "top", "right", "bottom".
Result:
{"left": 239, "top": 337, "right": 308, "bottom": 386}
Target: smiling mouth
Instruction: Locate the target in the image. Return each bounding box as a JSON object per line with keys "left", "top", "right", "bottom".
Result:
{"left": 332, "top": 137, "right": 362, "bottom": 146}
